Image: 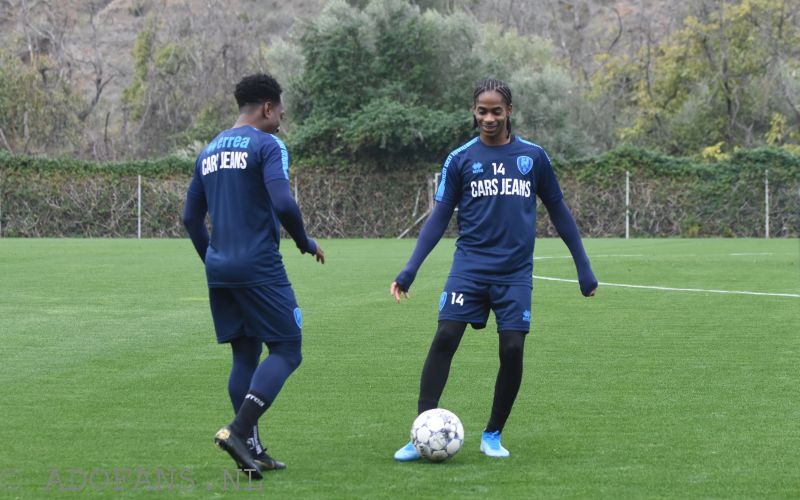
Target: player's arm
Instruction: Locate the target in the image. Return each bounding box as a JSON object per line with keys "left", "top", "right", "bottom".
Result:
{"left": 261, "top": 137, "right": 324, "bottom": 263}
{"left": 536, "top": 148, "right": 596, "bottom": 297}
{"left": 544, "top": 199, "right": 597, "bottom": 297}
{"left": 182, "top": 171, "right": 210, "bottom": 263}
{"left": 391, "top": 200, "right": 455, "bottom": 302}
{"left": 265, "top": 179, "right": 324, "bottom": 264}
{"left": 392, "top": 152, "right": 462, "bottom": 302}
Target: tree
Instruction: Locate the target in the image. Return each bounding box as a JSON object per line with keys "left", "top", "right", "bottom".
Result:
{"left": 120, "top": 1, "right": 263, "bottom": 158}
{"left": 286, "top": 0, "right": 477, "bottom": 164}
{"left": 592, "top": 0, "right": 800, "bottom": 155}
{"left": 475, "top": 27, "right": 602, "bottom": 158}
{"left": 283, "top": 0, "right": 599, "bottom": 164}
{"left": 0, "top": 50, "right": 83, "bottom": 155}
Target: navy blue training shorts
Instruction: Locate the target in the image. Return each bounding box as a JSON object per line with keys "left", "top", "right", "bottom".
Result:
{"left": 437, "top": 275, "right": 532, "bottom": 333}
{"left": 208, "top": 284, "right": 302, "bottom": 343}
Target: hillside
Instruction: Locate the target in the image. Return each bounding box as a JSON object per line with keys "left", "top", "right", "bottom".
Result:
{"left": 1, "top": 0, "right": 684, "bottom": 113}
{"left": 1, "top": 0, "right": 325, "bottom": 115}
{"left": 2, "top": 0, "right": 795, "bottom": 160}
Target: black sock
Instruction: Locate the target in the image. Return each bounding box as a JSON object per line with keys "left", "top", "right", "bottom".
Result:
{"left": 418, "top": 321, "right": 466, "bottom": 414}
{"left": 248, "top": 425, "right": 264, "bottom": 455}
{"left": 485, "top": 332, "right": 526, "bottom": 433}
{"left": 230, "top": 391, "right": 270, "bottom": 437}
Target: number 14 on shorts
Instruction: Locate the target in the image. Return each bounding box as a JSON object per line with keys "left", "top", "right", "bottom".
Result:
{"left": 439, "top": 291, "right": 465, "bottom": 311}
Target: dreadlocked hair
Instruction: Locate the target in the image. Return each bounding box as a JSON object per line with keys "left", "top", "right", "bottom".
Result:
{"left": 472, "top": 78, "right": 513, "bottom": 137}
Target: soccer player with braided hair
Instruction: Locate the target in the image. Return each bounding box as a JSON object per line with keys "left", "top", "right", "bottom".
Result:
{"left": 391, "top": 78, "right": 597, "bottom": 460}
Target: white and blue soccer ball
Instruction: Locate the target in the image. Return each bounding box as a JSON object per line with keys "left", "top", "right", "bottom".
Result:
{"left": 410, "top": 408, "right": 464, "bottom": 462}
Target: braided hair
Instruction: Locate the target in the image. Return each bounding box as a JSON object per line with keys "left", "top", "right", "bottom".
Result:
{"left": 472, "top": 78, "right": 513, "bottom": 137}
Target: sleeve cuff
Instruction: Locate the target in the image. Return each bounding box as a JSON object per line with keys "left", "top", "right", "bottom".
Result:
{"left": 303, "top": 238, "right": 317, "bottom": 255}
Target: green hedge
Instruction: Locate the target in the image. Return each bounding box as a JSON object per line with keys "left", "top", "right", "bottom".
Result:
{"left": 0, "top": 148, "right": 797, "bottom": 238}
{"left": 550, "top": 147, "right": 800, "bottom": 237}
{"left": 0, "top": 151, "right": 193, "bottom": 237}
{"left": 0, "top": 151, "right": 195, "bottom": 177}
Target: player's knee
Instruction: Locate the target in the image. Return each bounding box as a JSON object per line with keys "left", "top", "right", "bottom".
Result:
{"left": 499, "top": 332, "right": 525, "bottom": 364}
{"left": 231, "top": 337, "right": 262, "bottom": 369}
{"left": 283, "top": 344, "right": 303, "bottom": 371}
{"left": 290, "top": 349, "right": 302, "bottom": 371}
{"left": 268, "top": 340, "right": 302, "bottom": 372}
{"left": 431, "top": 321, "right": 465, "bottom": 353}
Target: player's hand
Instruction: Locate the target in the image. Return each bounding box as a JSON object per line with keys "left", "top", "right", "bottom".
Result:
{"left": 390, "top": 281, "right": 410, "bottom": 303}
{"left": 314, "top": 245, "right": 325, "bottom": 264}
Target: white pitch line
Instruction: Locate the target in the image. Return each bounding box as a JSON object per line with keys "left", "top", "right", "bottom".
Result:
{"left": 533, "top": 275, "right": 800, "bottom": 298}
{"left": 536, "top": 253, "right": 784, "bottom": 260}
{"left": 534, "top": 254, "right": 644, "bottom": 260}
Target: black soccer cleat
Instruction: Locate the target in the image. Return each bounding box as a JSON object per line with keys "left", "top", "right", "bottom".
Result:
{"left": 214, "top": 426, "right": 263, "bottom": 480}
{"left": 253, "top": 450, "right": 286, "bottom": 471}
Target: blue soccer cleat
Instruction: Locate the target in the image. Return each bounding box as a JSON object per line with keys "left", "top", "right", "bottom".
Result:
{"left": 480, "top": 430, "right": 510, "bottom": 458}
{"left": 393, "top": 441, "right": 421, "bottom": 461}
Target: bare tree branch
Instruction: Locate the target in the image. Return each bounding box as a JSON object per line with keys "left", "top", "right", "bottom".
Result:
{"left": 0, "top": 127, "right": 13, "bottom": 153}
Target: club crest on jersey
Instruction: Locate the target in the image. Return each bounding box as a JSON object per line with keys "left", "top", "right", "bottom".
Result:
{"left": 517, "top": 155, "right": 533, "bottom": 175}
{"left": 471, "top": 162, "right": 484, "bottom": 174}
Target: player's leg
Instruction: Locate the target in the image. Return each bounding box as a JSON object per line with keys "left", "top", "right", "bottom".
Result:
{"left": 418, "top": 320, "right": 468, "bottom": 414}
{"left": 486, "top": 331, "right": 526, "bottom": 432}
{"left": 214, "top": 285, "right": 302, "bottom": 474}
{"left": 395, "top": 278, "right": 489, "bottom": 461}
{"left": 394, "top": 320, "right": 467, "bottom": 461}
{"left": 229, "top": 336, "right": 262, "bottom": 412}
{"left": 208, "top": 288, "right": 264, "bottom": 477}
{"left": 481, "top": 331, "right": 525, "bottom": 457}
{"left": 228, "top": 336, "right": 265, "bottom": 463}
{"left": 422, "top": 277, "right": 489, "bottom": 412}
{"left": 229, "top": 338, "right": 302, "bottom": 470}
{"left": 480, "top": 284, "right": 531, "bottom": 457}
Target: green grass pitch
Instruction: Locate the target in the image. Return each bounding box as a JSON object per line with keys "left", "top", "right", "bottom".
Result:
{"left": 0, "top": 238, "right": 798, "bottom": 498}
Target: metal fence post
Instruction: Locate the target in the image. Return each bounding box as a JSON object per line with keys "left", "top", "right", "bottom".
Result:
{"left": 137, "top": 175, "right": 142, "bottom": 239}
{"left": 625, "top": 170, "right": 630, "bottom": 239}
{"left": 765, "top": 169, "right": 769, "bottom": 239}
{"left": 0, "top": 172, "right": 3, "bottom": 238}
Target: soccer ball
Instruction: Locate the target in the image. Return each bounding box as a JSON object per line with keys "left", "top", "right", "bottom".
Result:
{"left": 410, "top": 408, "right": 464, "bottom": 462}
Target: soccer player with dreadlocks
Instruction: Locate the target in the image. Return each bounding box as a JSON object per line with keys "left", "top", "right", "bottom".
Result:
{"left": 391, "top": 78, "right": 597, "bottom": 460}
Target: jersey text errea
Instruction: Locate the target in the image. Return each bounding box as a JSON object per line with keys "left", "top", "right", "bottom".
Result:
{"left": 201, "top": 136, "right": 252, "bottom": 175}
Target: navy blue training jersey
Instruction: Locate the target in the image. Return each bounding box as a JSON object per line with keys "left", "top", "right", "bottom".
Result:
{"left": 188, "top": 126, "right": 291, "bottom": 287}
{"left": 435, "top": 136, "right": 563, "bottom": 285}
